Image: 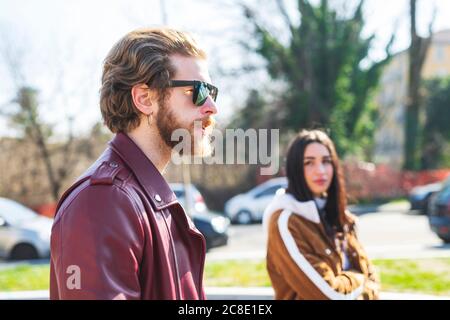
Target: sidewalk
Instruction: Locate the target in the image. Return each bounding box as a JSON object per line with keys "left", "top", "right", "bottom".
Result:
{"left": 0, "top": 287, "right": 449, "bottom": 300}
{"left": 205, "top": 287, "right": 450, "bottom": 300}
{"left": 348, "top": 201, "right": 410, "bottom": 215}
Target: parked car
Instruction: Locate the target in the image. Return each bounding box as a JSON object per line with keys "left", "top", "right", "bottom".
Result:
{"left": 0, "top": 197, "right": 52, "bottom": 260}
{"left": 170, "top": 183, "right": 229, "bottom": 250}
{"left": 224, "top": 177, "right": 287, "bottom": 224}
{"left": 409, "top": 182, "right": 443, "bottom": 214}
{"left": 428, "top": 178, "right": 450, "bottom": 243}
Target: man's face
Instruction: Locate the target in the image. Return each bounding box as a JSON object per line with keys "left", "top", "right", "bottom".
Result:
{"left": 156, "top": 54, "right": 217, "bottom": 157}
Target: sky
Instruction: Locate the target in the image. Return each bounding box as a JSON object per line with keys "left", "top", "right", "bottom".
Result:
{"left": 1, "top": 0, "right": 450, "bottom": 138}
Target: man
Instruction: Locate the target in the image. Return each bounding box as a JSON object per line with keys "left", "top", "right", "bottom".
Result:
{"left": 50, "top": 28, "right": 218, "bottom": 300}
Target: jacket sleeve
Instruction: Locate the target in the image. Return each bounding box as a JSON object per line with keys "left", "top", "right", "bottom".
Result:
{"left": 267, "top": 211, "right": 365, "bottom": 300}
{"left": 347, "top": 220, "right": 380, "bottom": 300}
{"left": 50, "top": 184, "right": 145, "bottom": 300}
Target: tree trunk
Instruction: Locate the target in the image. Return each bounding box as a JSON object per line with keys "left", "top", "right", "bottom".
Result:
{"left": 19, "top": 88, "right": 60, "bottom": 201}
{"left": 404, "top": 0, "right": 432, "bottom": 170}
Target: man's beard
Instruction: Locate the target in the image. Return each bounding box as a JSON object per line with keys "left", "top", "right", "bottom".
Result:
{"left": 156, "top": 102, "right": 215, "bottom": 157}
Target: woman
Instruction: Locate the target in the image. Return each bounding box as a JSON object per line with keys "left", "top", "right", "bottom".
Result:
{"left": 263, "top": 129, "right": 379, "bottom": 300}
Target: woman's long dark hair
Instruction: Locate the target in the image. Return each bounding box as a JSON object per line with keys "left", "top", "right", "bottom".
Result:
{"left": 285, "top": 129, "right": 349, "bottom": 236}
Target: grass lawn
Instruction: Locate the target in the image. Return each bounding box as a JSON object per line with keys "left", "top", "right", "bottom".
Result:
{"left": 374, "top": 258, "right": 450, "bottom": 295}
{"left": 385, "top": 198, "right": 409, "bottom": 205}
{"left": 1, "top": 258, "right": 449, "bottom": 295}
{"left": 0, "top": 265, "right": 50, "bottom": 291}
{"left": 205, "top": 259, "right": 272, "bottom": 287}
{"left": 205, "top": 258, "right": 450, "bottom": 296}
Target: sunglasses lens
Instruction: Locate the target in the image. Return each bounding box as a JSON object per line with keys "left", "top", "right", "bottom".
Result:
{"left": 195, "top": 83, "right": 209, "bottom": 106}
{"left": 210, "top": 87, "right": 218, "bottom": 102}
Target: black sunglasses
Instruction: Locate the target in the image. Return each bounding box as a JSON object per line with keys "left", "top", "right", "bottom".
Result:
{"left": 167, "top": 80, "right": 218, "bottom": 106}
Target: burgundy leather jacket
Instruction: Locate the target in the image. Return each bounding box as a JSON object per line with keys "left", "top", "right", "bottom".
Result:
{"left": 50, "top": 133, "right": 206, "bottom": 300}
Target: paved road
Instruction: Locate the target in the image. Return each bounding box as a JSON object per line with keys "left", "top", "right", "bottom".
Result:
{"left": 206, "top": 203, "right": 450, "bottom": 261}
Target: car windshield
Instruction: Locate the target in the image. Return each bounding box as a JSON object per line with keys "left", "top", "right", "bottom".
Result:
{"left": 255, "top": 184, "right": 286, "bottom": 198}
{"left": 174, "top": 190, "right": 184, "bottom": 198}
{"left": 0, "top": 198, "right": 37, "bottom": 225}
{"left": 438, "top": 185, "right": 450, "bottom": 202}
{"left": 443, "top": 176, "right": 450, "bottom": 188}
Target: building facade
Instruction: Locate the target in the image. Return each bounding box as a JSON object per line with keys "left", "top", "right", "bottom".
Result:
{"left": 373, "top": 29, "right": 450, "bottom": 168}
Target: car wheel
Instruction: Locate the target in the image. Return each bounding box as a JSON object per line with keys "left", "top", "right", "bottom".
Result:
{"left": 235, "top": 210, "right": 253, "bottom": 225}
{"left": 205, "top": 239, "right": 211, "bottom": 252}
{"left": 439, "top": 236, "right": 450, "bottom": 244}
{"left": 421, "top": 194, "right": 433, "bottom": 215}
{"left": 9, "top": 243, "right": 39, "bottom": 261}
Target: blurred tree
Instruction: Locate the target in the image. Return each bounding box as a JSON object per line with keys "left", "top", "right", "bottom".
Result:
{"left": 10, "top": 87, "right": 76, "bottom": 201}
{"left": 240, "top": 0, "right": 394, "bottom": 157}
{"left": 0, "top": 24, "right": 102, "bottom": 205}
{"left": 404, "top": 0, "right": 434, "bottom": 170}
{"left": 229, "top": 89, "right": 270, "bottom": 129}
{"left": 420, "top": 77, "right": 450, "bottom": 169}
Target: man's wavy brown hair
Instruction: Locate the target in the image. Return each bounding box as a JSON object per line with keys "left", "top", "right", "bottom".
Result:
{"left": 100, "top": 28, "right": 207, "bottom": 133}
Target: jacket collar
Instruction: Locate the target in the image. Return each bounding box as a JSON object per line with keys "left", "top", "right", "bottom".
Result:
{"left": 263, "top": 190, "right": 320, "bottom": 234}
{"left": 109, "top": 132, "right": 177, "bottom": 210}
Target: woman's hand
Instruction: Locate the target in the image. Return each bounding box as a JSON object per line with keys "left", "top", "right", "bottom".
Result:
{"left": 362, "top": 279, "right": 380, "bottom": 300}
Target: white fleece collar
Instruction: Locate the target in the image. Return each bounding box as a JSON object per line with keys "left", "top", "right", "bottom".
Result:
{"left": 263, "top": 191, "right": 320, "bottom": 234}
{"left": 314, "top": 197, "right": 327, "bottom": 210}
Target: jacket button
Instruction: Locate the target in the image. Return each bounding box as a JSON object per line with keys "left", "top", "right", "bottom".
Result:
{"left": 325, "top": 249, "right": 331, "bottom": 255}
{"left": 109, "top": 162, "right": 118, "bottom": 168}
{"left": 155, "top": 194, "right": 162, "bottom": 202}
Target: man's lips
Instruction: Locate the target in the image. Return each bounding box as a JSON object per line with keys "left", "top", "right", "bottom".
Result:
{"left": 202, "top": 117, "right": 215, "bottom": 130}
{"left": 195, "top": 117, "right": 215, "bottom": 134}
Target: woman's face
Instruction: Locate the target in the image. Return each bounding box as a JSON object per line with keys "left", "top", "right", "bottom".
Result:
{"left": 303, "top": 142, "right": 334, "bottom": 198}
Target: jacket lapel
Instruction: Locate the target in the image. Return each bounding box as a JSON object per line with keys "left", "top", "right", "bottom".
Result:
{"left": 109, "top": 133, "right": 177, "bottom": 211}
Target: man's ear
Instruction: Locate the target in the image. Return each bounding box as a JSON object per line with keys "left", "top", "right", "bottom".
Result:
{"left": 131, "top": 84, "right": 156, "bottom": 115}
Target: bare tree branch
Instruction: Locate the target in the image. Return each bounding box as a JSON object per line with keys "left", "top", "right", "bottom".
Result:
{"left": 275, "top": 0, "right": 295, "bottom": 38}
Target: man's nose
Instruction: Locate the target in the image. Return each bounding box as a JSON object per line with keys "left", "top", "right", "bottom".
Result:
{"left": 199, "top": 96, "right": 217, "bottom": 116}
